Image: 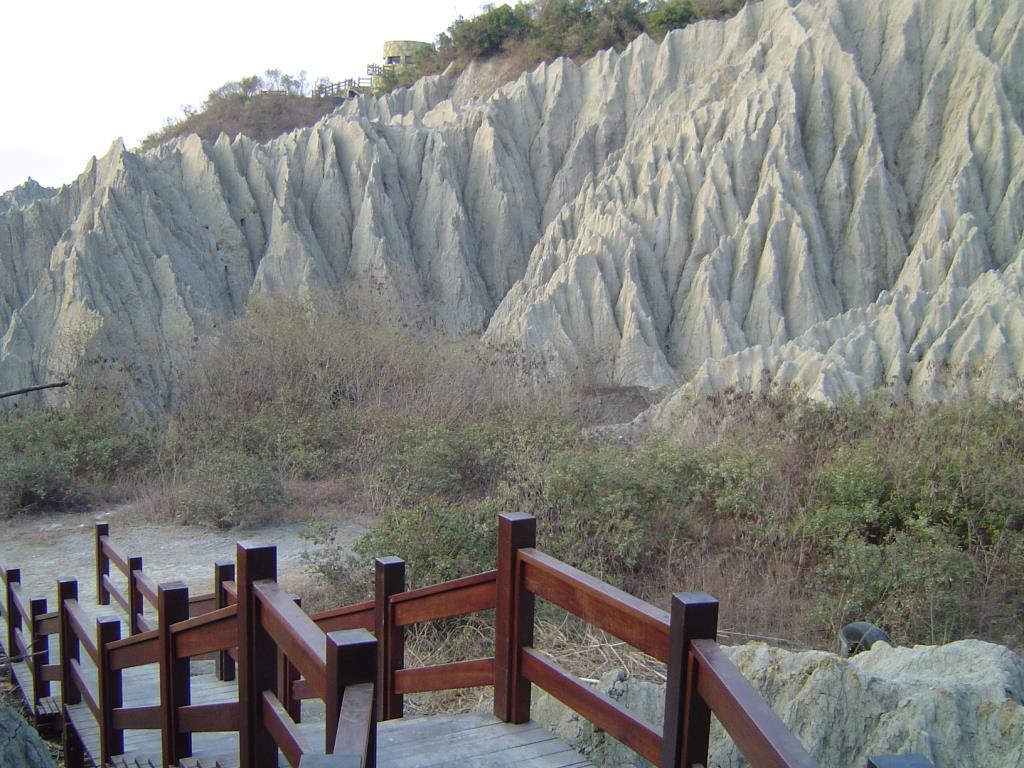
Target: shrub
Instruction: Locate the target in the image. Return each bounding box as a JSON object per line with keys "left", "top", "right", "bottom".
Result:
{"left": 647, "top": 0, "right": 696, "bottom": 37}
{"left": 0, "top": 397, "right": 150, "bottom": 515}
{"left": 179, "top": 450, "right": 287, "bottom": 528}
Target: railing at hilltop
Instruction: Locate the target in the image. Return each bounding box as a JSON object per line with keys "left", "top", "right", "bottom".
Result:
{"left": 3, "top": 514, "right": 937, "bottom": 767}
{"left": 313, "top": 80, "right": 372, "bottom": 100}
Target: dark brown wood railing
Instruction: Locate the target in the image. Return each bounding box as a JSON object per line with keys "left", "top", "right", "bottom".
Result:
{"left": 96, "top": 523, "right": 218, "bottom": 636}
{"left": 2, "top": 513, "right": 930, "bottom": 768}
{"left": 1, "top": 563, "right": 58, "bottom": 721}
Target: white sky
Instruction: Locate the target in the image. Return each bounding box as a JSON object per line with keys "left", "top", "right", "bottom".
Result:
{"left": 1, "top": 0, "right": 487, "bottom": 194}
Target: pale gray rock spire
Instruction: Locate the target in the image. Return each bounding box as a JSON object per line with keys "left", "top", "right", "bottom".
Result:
{"left": 1, "top": 0, "right": 1022, "bottom": 408}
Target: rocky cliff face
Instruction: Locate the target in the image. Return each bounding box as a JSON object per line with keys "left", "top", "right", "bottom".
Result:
{"left": 2, "top": 0, "right": 1022, "bottom": 406}
{"left": 532, "top": 640, "right": 1024, "bottom": 768}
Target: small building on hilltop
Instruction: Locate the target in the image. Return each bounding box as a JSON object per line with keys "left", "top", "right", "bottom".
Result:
{"left": 370, "top": 40, "right": 433, "bottom": 92}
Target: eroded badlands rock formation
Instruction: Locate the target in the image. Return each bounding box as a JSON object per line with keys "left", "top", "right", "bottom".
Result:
{"left": 1, "top": 0, "right": 1022, "bottom": 406}
{"left": 532, "top": 640, "right": 1024, "bottom": 768}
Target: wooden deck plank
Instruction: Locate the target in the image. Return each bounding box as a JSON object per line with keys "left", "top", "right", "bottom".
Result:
{"left": 376, "top": 714, "right": 594, "bottom": 768}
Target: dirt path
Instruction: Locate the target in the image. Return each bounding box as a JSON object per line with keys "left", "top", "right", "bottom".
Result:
{"left": 0, "top": 505, "right": 369, "bottom": 605}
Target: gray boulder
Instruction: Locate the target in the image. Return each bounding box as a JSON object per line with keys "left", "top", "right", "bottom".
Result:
{"left": 0, "top": 699, "right": 57, "bottom": 768}
{"left": 532, "top": 639, "right": 1024, "bottom": 768}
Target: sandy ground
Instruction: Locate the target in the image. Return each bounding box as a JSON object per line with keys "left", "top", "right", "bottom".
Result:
{"left": 0, "top": 505, "right": 369, "bottom": 605}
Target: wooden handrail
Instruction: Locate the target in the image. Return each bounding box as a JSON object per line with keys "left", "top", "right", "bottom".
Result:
{"left": 311, "top": 600, "right": 374, "bottom": 632}
{"left": 135, "top": 571, "right": 158, "bottom": 608}
{"left": 178, "top": 702, "right": 241, "bottom": 733}
{"left": 173, "top": 604, "right": 238, "bottom": 658}
{"left": 391, "top": 570, "right": 497, "bottom": 626}
{"left": 107, "top": 630, "right": 159, "bottom": 670}
{"left": 521, "top": 648, "right": 662, "bottom": 764}
{"left": 65, "top": 600, "right": 101, "bottom": 664}
{"left": 103, "top": 574, "right": 130, "bottom": 613}
{"left": 9, "top": 581, "right": 32, "bottom": 628}
{"left": 112, "top": 705, "right": 160, "bottom": 730}
{"left": 518, "top": 547, "right": 670, "bottom": 662}
{"left": 100, "top": 536, "right": 130, "bottom": 576}
{"left": 69, "top": 658, "right": 99, "bottom": 718}
{"left": 262, "top": 690, "right": 311, "bottom": 767}
{"left": 255, "top": 581, "right": 328, "bottom": 698}
{"left": 11, "top": 624, "right": 31, "bottom": 660}
{"left": 36, "top": 612, "right": 59, "bottom": 635}
{"left": 691, "top": 639, "right": 816, "bottom": 768}
{"left": 393, "top": 658, "right": 493, "bottom": 694}
{"left": 333, "top": 682, "right": 374, "bottom": 755}
{"left": 4, "top": 514, "right": 821, "bottom": 768}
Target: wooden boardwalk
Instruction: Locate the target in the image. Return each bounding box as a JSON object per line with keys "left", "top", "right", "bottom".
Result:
{"left": 2, "top": 514, "right": 821, "bottom": 768}
{"left": 3, "top": 577, "right": 593, "bottom": 768}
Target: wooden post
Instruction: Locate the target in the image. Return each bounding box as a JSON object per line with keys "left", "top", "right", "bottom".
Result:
{"left": 57, "top": 578, "right": 82, "bottom": 768}
{"left": 374, "top": 556, "right": 405, "bottom": 721}
{"left": 661, "top": 593, "right": 719, "bottom": 768}
{"left": 236, "top": 543, "right": 278, "bottom": 768}
{"left": 97, "top": 615, "right": 123, "bottom": 764}
{"left": 127, "top": 556, "right": 143, "bottom": 634}
{"left": 4, "top": 567, "right": 20, "bottom": 661}
{"left": 493, "top": 513, "right": 536, "bottom": 724}
{"left": 95, "top": 523, "right": 110, "bottom": 605}
{"left": 29, "top": 596, "right": 51, "bottom": 703}
{"left": 325, "top": 628, "right": 377, "bottom": 767}
{"left": 158, "top": 582, "right": 191, "bottom": 768}
{"left": 213, "top": 560, "right": 236, "bottom": 681}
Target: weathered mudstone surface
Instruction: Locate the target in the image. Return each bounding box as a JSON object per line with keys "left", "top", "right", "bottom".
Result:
{"left": 0, "top": 700, "right": 57, "bottom": 768}
{"left": 1, "top": 0, "right": 1022, "bottom": 407}
{"left": 532, "top": 640, "right": 1024, "bottom": 768}
{"left": 0, "top": 179, "right": 56, "bottom": 215}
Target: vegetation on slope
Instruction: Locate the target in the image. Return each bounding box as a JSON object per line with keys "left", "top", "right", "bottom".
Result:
{"left": 139, "top": 69, "right": 338, "bottom": 150}
{"left": 3, "top": 295, "right": 1021, "bottom": 654}
{"left": 386, "top": 0, "right": 748, "bottom": 89}
{"left": 141, "top": 2, "right": 747, "bottom": 149}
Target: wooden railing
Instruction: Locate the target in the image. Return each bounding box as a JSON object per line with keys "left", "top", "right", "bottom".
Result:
{"left": 96, "top": 523, "right": 217, "bottom": 635}
{"left": 1, "top": 562, "right": 59, "bottom": 721}
{"left": 1, "top": 513, "right": 936, "bottom": 768}
{"left": 497, "top": 513, "right": 816, "bottom": 768}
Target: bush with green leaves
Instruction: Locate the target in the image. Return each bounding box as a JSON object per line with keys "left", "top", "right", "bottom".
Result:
{"left": 179, "top": 450, "right": 287, "bottom": 528}
{"left": 0, "top": 400, "right": 150, "bottom": 515}
{"left": 645, "top": 0, "right": 697, "bottom": 37}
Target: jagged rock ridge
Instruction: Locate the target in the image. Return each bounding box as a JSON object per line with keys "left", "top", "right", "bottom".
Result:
{"left": 1, "top": 0, "right": 1022, "bottom": 406}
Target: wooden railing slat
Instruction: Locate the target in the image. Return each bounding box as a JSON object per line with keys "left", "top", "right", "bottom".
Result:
{"left": 172, "top": 604, "right": 238, "bottom": 659}
{"left": 9, "top": 581, "right": 31, "bottom": 625}
{"left": 691, "top": 639, "right": 816, "bottom": 768}
{"left": 521, "top": 648, "right": 662, "bottom": 765}
{"left": 103, "top": 575, "right": 130, "bottom": 613}
{"left": 178, "top": 702, "right": 241, "bottom": 733}
{"left": 135, "top": 571, "right": 158, "bottom": 608}
{"left": 390, "top": 569, "right": 497, "bottom": 605}
{"left": 393, "top": 658, "right": 494, "bottom": 694}
{"left": 261, "top": 690, "right": 310, "bottom": 768}
{"left": 311, "top": 600, "right": 374, "bottom": 632}
{"left": 256, "top": 581, "right": 327, "bottom": 698}
{"left": 392, "top": 577, "right": 496, "bottom": 626}
{"left": 41, "top": 664, "right": 61, "bottom": 682}
{"left": 69, "top": 658, "right": 100, "bottom": 719}
{"left": 65, "top": 601, "right": 101, "bottom": 664}
{"left": 112, "top": 705, "right": 161, "bottom": 730}
{"left": 12, "top": 625, "right": 31, "bottom": 660}
{"left": 36, "top": 613, "right": 59, "bottom": 635}
{"left": 333, "top": 682, "right": 374, "bottom": 756}
{"left": 100, "top": 536, "right": 130, "bottom": 576}
{"left": 107, "top": 631, "right": 159, "bottom": 670}
{"left": 519, "top": 548, "right": 671, "bottom": 663}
